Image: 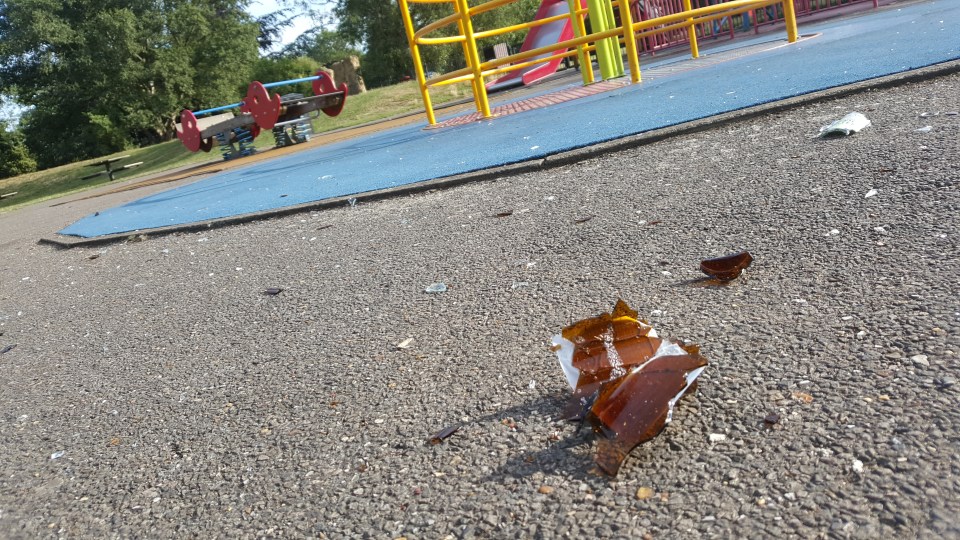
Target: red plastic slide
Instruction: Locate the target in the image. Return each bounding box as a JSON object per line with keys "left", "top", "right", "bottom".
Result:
{"left": 486, "top": 0, "right": 584, "bottom": 91}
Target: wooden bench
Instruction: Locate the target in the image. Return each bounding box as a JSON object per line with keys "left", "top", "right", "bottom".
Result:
{"left": 81, "top": 155, "right": 144, "bottom": 181}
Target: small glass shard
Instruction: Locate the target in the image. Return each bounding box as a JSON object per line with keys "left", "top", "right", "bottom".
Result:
{"left": 424, "top": 283, "right": 447, "bottom": 293}
{"left": 493, "top": 210, "right": 513, "bottom": 218}
{"left": 263, "top": 287, "right": 283, "bottom": 295}
{"left": 700, "top": 251, "right": 753, "bottom": 281}
{"left": 573, "top": 216, "right": 593, "bottom": 224}
{"left": 428, "top": 425, "right": 460, "bottom": 445}
{"left": 0, "top": 344, "right": 15, "bottom": 355}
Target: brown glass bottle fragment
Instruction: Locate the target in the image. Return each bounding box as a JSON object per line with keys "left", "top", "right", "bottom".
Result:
{"left": 589, "top": 353, "right": 707, "bottom": 475}
{"left": 552, "top": 300, "right": 708, "bottom": 476}
{"left": 699, "top": 251, "right": 753, "bottom": 281}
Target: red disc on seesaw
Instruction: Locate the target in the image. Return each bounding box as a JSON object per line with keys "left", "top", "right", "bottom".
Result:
{"left": 245, "top": 81, "right": 282, "bottom": 130}
{"left": 176, "top": 109, "right": 202, "bottom": 152}
{"left": 312, "top": 71, "right": 348, "bottom": 117}
{"left": 238, "top": 101, "right": 262, "bottom": 140}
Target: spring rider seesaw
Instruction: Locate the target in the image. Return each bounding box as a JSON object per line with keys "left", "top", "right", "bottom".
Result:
{"left": 176, "top": 71, "right": 348, "bottom": 160}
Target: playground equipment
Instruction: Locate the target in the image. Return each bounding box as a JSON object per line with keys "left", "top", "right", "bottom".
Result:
{"left": 485, "top": 0, "right": 585, "bottom": 91}
{"left": 398, "top": 0, "right": 798, "bottom": 126}
{"left": 176, "top": 71, "right": 348, "bottom": 160}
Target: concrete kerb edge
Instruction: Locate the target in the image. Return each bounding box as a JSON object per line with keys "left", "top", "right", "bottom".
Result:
{"left": 38, "top": 58, "right": 960, "bottom": 249}
{"left": 37, "top": 158, "right": 547, "bottom": 249}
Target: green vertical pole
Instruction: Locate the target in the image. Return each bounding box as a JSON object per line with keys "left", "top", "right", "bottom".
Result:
{"left": 587, "top": 0, "right": 616, "bottom": 80}
{"left": 602, "top": 0, "right": 624, "bottom": 76}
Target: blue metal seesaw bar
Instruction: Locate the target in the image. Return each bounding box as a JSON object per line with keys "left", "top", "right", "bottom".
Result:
{"left": 191, "top": 75, "right": 324, "bottom": 117}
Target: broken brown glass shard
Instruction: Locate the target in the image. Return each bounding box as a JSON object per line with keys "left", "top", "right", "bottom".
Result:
{"left": 700, "top": 251, "right": 753, "bottom": 281}
{"left": 589, "top": 353, "right": 707, "bottom": 475}
{"left": 493, "top": 210, "right": 513, "bottom": 218}
{"left": 428, "top": 425, "right": 460, "bottom": 445}
{"left": 551, "top": 300, "right": 708, "bottom": 476}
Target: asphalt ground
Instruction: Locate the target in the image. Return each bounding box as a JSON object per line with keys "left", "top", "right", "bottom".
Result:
{"left": 55, "top": 0, "right": 960, "bottom": 239}
{"left": 1, "top": 62, "right": 958, "bottom": 538}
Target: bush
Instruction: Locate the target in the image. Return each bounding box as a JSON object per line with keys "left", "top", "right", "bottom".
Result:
{"left": 0, "top": 125, "right": 37, "bottom": 179}
{"left": 248, "top": 57, "right": 322, "bottom": 96}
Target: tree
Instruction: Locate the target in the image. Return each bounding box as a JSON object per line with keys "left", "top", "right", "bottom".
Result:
{"left": 334, "top": 0, "right": 419, "bottom": 87}
{"left": 0, "top": 122, "right": 36, "bottom": 179}
{"left": 279, "top": 27, "right": 361, "bottom": 66}
{"left": 248, "top": 56, "right": 321, "bottom": 96}
{"left": 332, "top": 0, "right": 541, "bottom": 88}
{"left": 256, "top": 8, "right": 296, "bottom": 52}
{"left": 0, "top": 0, "right": 260, "bottom": 168}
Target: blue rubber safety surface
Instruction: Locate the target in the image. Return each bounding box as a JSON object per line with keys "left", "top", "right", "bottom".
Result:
{"left": 60, "top": 1, "right": 959, "bottom": 238}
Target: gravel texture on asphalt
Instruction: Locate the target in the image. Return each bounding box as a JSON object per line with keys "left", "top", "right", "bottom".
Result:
{"left": 1, "top": 72, "right": 958, "bottom": 539}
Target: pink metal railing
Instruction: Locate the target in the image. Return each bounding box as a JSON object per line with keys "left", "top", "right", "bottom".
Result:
{"left": 630, "top": 0, "right": 878, "bottom": 53}
{"left": 631, "top": 0, "right": 745, "bottom": 54}
{"left": 747, "top": 0, "right": 879, "bottom": 33}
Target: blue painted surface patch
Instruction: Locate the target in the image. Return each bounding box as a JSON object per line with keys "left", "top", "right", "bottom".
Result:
{"left": 60, "top": 1, "right": 959, "bottom": 238}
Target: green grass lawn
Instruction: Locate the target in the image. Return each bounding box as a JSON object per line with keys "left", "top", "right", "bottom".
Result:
{"left": 0, "top": 81, "right": 469, "bottom": 213}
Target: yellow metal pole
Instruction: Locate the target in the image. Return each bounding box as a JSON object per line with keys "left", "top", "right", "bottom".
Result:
{"left": 782, "top": 0, "right": 798, "bottom": 42}
{"left": 618, "top": 0, "right": 641, "bottom": 83}
{"left": 454, "top": 2, "right": 484, "bottom": 112}
{"left": 454, "top": 0, "right": 491, "bottom": 118}
{"left": 398, "top": 0, "right": 437, "bottom": 125}
{"left": 573, "top": 2, "right": 595, "bottom": 84}
{"left": 681, "top": 0, "right": 699, "bottom": 58}
{"left": 567, "top": 0, "right": 592, "bottom": 85}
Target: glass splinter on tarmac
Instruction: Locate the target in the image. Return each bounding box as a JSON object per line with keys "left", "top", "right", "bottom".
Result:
{"left": 699, "top": 251, "right": 754, "bottom": 281}
{"left": 428, "top": 425, "right": 460, "bottom": 445}
{"left": 551, "top": 300, "right": 708, "bottom": 476}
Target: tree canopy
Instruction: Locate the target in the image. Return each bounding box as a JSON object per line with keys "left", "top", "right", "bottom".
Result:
{"left": 279, "top": 27, "right": 361, "bottom": 66}
{"left": 0, "top": 0, "right": 260, "bottom": 168}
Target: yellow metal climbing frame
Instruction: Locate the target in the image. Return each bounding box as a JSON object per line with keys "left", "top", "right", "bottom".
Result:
{"left": 398, "top": 0, "right": 799, "bottom": 125}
